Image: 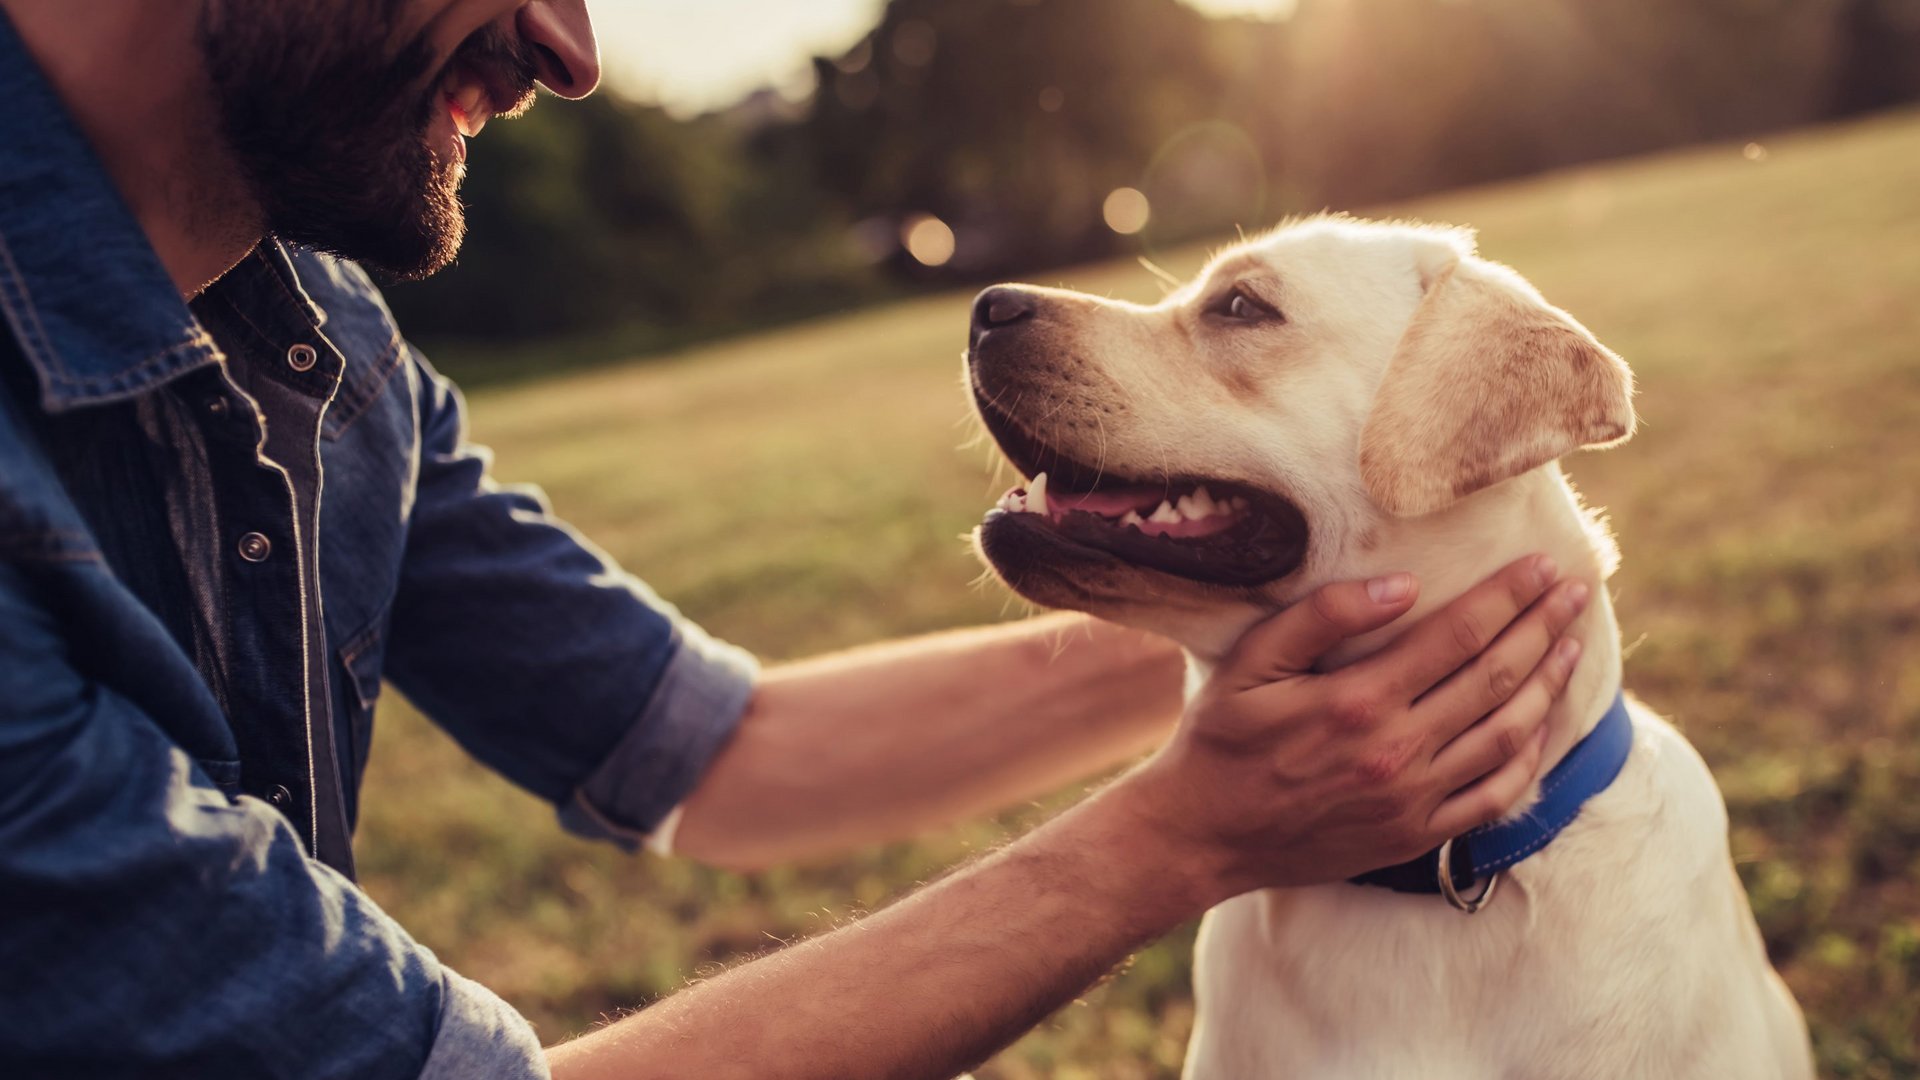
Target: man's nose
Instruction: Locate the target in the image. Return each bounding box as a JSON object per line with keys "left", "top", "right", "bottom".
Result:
{"left": 970, "top": 286, "right": 1038, "bottom": 349}
{"left": 517, "top": 0, "right": 600, "bottom": 99}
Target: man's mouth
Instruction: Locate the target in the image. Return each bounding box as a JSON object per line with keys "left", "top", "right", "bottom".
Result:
{"left": 445, "top": 84, "right": 491, "bottom": 139}
{"left": 434, "top": 46, "right": 535, "bottom": 160}
{"left": 975, "top": 394, "right": 1309, "bottom": 588}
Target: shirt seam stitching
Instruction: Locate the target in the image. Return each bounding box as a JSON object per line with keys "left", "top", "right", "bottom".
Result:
{"left": 256, "top": 246, "right": 331, "bottom": 326}
{"left": 0, "top": 229, "right": 218, "bottom": 404}
{"left": 0, "top": 229, "right": 64, "bottom": 378}
{"left": 324, "top": 333, "right": 406, "bottom": 438}
{"left": 262, "top": 249, "right": 405, "bottom": 438}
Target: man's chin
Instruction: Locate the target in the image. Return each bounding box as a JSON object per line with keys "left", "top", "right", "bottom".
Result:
{"left": 363, "top": 216, "right": 465, "bottom": 282}
{"left": 269, "top": 175, "right": 466, "bottom": 282}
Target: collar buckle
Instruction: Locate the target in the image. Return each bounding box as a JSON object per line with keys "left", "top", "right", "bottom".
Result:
{"left": 1436, "top": 838, "right": 1500, "bottom": 915}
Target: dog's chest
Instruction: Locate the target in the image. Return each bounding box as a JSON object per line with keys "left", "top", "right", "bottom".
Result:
{"left": 1180, "top": 720, "right": 1790, "bottom": 1079}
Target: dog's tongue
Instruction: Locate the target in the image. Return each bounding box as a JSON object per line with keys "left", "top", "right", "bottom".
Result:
{"left": 1051, "top": 488, "right": 1161, "bottom": 516}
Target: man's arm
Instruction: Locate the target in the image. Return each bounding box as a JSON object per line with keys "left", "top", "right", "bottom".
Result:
{"left": 558, "top": 772, "right": 1209, "bottom": 1080}
{"left": 673, "top": 613, "right": 1185, "bottom": 869}
{"left": 551, "top": 559, "right": 1591, "bottom": 1080}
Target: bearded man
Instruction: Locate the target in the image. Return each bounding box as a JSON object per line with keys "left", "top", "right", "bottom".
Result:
{"left": 0, "top": 2, "right": 1589, "bottom": 1077}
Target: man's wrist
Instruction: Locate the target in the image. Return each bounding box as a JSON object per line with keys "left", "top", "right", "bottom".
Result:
{"left": 1045, "top": 767, "right": 1234, "bottom": 934}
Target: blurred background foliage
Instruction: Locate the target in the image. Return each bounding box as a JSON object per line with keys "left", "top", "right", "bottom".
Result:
{"left": 385, "top": 0, "right": 1920, "bottom": 384}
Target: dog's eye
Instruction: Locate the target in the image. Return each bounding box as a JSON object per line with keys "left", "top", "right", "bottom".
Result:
{"left": 1213, "top": 287, "right": 1282, "bottom": 323}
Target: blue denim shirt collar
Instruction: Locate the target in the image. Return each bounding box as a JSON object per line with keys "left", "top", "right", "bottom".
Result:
{"left": 0, "top": 10, "right": 225, "bottom": 413}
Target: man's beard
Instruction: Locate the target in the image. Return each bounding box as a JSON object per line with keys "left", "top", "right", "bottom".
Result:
{"left": 198, "top": 1, "right": 536, "bottom": 281}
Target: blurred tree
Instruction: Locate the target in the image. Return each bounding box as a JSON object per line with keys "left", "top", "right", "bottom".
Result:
{"left": 380, "top": 0, "right": 1920, "bottom": 372}
{"left": 803, "top": 0, "right": 1246, "bottom": 274}
{"left": 1829, "top": 0, "right": 1920, "bottom": 117}
{"left": 384, "top": 93, "right": 877, "bottom": 351}
{"left": 388, "top": 95, "right": 718, "bottom": 340}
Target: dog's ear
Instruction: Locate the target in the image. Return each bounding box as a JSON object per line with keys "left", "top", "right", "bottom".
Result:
{"left": 1359, "top": 252, "right": 1636, "bottom": 518}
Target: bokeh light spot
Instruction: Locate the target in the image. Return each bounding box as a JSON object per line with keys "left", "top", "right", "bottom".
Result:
{"left": 1743, "top": 142, "right": 1770, "bottom": 162}
{"left": 1103, "top": 188, "right": 1152, "bottom": 235}
{"left": 1038, "top": 86, "right": 1066, "bottom": 113}
{"left": 902, "top": 214, "right": 956, "bottom": 266}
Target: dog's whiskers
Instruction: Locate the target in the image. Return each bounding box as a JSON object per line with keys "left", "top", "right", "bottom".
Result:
{"left": 1092, "top": 413, "right": 1110, "bottom": 489}
{"left": 1139, "top": 256, "right": 1183, "bottom": 296}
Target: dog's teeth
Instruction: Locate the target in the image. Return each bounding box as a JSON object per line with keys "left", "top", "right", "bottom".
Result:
{"left": 999, "top": 489, "right": 1027, "bottom": 514}
{"left": 1121, "top": 510, "right": 1144, "bottom": 528}
{"left": 1149, "top": 501, "right": 1181, "bottom": 525}
{"left": 1028, "top": 472, "right": 1049, "bottom": 516}
{"left": 1176, "top": 495, "right": 1200, "bottom": 520}
{"left": 1191, "top": 487, "right": 1218, "bottom": 517}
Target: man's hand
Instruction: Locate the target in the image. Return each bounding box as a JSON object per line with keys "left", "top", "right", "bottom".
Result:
{"left": 550, "top": 557, "right": 1591, "bottom": 1080}
{"left": 1124, "top": 554, "right": 1590, "bottom": 901}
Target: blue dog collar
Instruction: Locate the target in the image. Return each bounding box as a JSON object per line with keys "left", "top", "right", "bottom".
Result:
{"left": 1351, "top": 690, "right": 1635, "bottom": 901}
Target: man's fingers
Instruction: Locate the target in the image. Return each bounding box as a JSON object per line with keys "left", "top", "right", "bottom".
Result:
{"left": 1426, "top": 723, "right": 1550, "bottom": 839}
{"left": 1428, "top": 635, "right": 1582, "bottom": 791}
{"left": 1219, "top": 574, "right": 1419, "bottom": 691}
{"left": 1351, "top": 554, "right": 1561, "bottom": 700}
{"left": 1414, "top": 579, "right": 1591, "bottom": 745}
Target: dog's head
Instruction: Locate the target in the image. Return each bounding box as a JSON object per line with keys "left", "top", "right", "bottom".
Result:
{"left": 967, "top": 216, "right": 1635, "bottom": 654}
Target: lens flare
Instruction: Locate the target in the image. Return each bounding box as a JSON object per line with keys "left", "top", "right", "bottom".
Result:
{"left": 1103, "top": 188, "right": 1152, "bottom": 235}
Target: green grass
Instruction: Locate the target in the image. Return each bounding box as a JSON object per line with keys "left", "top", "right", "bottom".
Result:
{"left": 356, "top": 109, "right": 1920, "bottom": 1077}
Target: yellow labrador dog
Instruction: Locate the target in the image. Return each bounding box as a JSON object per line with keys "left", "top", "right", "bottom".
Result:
{"left": 964, "top": 216, "right": 1812, "bottom": 1079}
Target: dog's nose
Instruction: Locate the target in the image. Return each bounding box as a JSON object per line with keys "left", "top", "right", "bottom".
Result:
{"left": 971, "top": 286, "right": 1037, "bottom": 347}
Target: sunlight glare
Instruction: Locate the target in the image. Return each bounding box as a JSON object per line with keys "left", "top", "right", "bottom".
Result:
{"left": 1181, "top": 0, "right": 1299, "bottom": 20}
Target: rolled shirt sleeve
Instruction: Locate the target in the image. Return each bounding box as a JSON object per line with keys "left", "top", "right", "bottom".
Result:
{"left": 558, "top": 617, "right": 757, "bottom": 851}
{"left": 384, "top": 354, "right": 757, "bottom": 849}
{"left": 0, "top": 565, "right": 547, "bottom": 1079}
{"left": 419, "top": 971, "right": 549, "bottom": 1080}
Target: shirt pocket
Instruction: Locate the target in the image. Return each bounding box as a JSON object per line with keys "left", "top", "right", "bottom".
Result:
{"left": 196, "top": 757, "right": 244, "bottom": 798}
{"left": 337, "top": 608, "right": 390, "bottom": 783}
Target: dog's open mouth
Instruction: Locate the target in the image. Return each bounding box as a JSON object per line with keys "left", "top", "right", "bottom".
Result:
{"left": 976, "top": 395, "right": 1309, "bottom": 588}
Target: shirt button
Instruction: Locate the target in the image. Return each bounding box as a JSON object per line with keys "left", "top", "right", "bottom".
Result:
{"left": 286, "top": 343, "right": 319, "bottom": 372}
{"left": 237, "top": 532, "right": 273, "bottom": 563}
{"left": 267, "top": 784, "right": 293, "bottom": 809}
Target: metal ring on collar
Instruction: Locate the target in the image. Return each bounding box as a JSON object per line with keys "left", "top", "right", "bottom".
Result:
{"left": 1436, "top": 838, "right": 1500, "bottom": 915}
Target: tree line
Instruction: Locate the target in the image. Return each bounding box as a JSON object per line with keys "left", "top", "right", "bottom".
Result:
{"left": 384, "top": 0, "right": 1920, "bottom": 372}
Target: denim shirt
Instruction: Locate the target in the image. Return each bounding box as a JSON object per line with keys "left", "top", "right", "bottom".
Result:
{"left": 0, "top": 14, "right": 755, "bottom": 1078}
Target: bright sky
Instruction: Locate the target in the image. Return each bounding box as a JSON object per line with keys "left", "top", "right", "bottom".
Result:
{"left": 595, "top": 0, "right": 1297, "bottom": 115}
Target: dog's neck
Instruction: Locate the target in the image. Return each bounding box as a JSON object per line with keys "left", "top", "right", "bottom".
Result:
{"left": 1192, "top": 464, "right": 1624, "bottom": 798}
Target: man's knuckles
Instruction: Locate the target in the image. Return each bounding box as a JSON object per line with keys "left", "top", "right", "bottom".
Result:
{"left": 1326, "top": 686, "right": 1385, "bottom": 732}
{"left": 1351, "top": 736, "right": 1418, "bottom": 787}
{"left": 1448, "top": 607, "right": 1491, "bottom": 655}
{"left": 1308, "top": 584, "right": 1360, "bottom": 630}
{"left": 1484, "top": 655, "right": 1523, "bottom": 702}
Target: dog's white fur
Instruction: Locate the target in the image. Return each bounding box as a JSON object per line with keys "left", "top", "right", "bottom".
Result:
{"left": 969, "top": 217, "right": 1812, "bottom": 1078}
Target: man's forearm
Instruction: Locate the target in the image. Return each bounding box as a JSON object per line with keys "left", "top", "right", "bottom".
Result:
{"left": 674, "top": 614, "right": 1186, "bottom": 869}
{"left": 549, "top": 771, "right": 1212, "bottom": 1080}
{"left": 557, "top": 562, "right": 1585, "bottom": 1080}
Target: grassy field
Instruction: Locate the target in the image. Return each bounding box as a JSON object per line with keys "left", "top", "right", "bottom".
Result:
{"left": 357, "top": 109, "right": 1920, "bottom": 1077}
